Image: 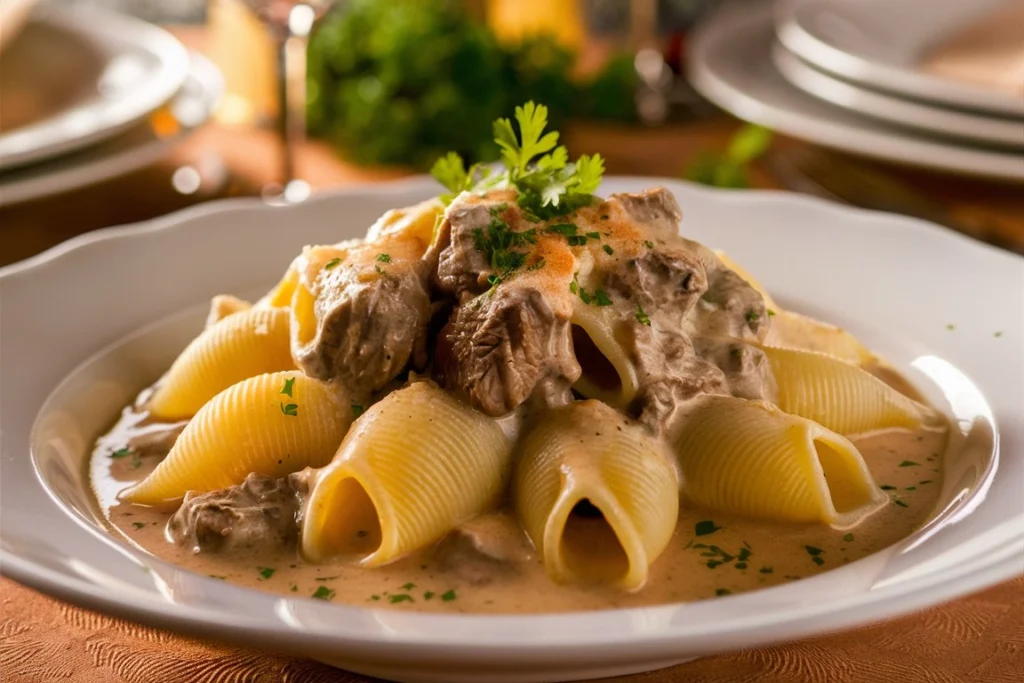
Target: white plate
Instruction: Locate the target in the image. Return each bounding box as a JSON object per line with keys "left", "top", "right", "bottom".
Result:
{"left": 0, "top": 4, "right": 190, "bottom": 171}
{"left": 0, "top": 53, "right": 222, "bottom": 207}
{"left": 771, "top": 42, "right": 1024, "bottom": 150}
{"left": 775, "top": 0, "right": 1024, "bottom": 120}
{"left": 1, "top": 177, "right": 1022, "bottom": 683}
{"left": 687, "top": 2, "right": 1024, "bottom": 182}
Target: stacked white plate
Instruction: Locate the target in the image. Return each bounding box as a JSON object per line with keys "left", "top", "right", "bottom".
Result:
{"left": 687, "top": 0, "right": 1024, "bottom": 181}
{"left": 0, "top": 3, "right": 222, "bottom": 206}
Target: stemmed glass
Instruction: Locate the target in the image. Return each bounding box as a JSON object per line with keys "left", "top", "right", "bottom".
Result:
{"left": 243, "top": 0, "right": 336, "bottom": 203}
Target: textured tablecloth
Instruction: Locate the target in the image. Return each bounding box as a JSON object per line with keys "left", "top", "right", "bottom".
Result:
{"left": 2, "top": 576, "right": 1022, "bottom": 682}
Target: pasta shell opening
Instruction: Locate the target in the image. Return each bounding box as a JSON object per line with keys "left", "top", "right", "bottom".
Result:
{"left": 570, "top": 323, "right": 636, "bottom": 407}
{"left": 291, "top": 283, "right": 318, "bottom": 347}
{"left": 304, "top": 473, "right": 383, "bottom": 560}
{"left": 560, "top": 499, "right": 630, "bottom": 583}
{"left": 813, "top": 435, "right": 882, "bottom": 517}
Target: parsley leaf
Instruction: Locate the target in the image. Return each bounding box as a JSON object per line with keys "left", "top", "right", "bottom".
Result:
{"left": 324, "top": 257, "right": 342, "bottom": 270}
{"left": 258, "top": 567, "right": 276, "bottom": 580}
{"left": 110, "top": 447, "right": 133, "bottom": 459}
{"left": 376, "top": 253, "right": 392, "bottom": 263}
{"left": 695, "top": 520, "right": 721, "bottom": 536}
{"left": 312, "top": 586, "right": 335, "bottom": 600}
{"left": 280, "top": 377, "right": 295, "bottom": 398}
{"left": 494, "top": 101, "right": 559, "bottom": 178}
{"left": 280, "top": 402, "right": 298, "bottom": 417}
{"left": 441, "top": 589, "right": 457, "bottom": 602}
{"left": 593, "top": 289, "right": 613, "bottom": 307}
{"left": 431, "top": 101, "right": 605, "bottom": 219}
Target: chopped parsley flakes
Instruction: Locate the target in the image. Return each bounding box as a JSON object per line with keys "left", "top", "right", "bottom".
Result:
{"left": 324, "top": 257, "right": 342, "bottom": 270}
{"left": 602, "top": 244, "right": 614, "bottom": 256}
{"left": 280, "top": 402, "right": 298, "bottom": 417}
{"left": 635, "top": 304, "right": 651, "bottom": 326}
{"left": 441, "top": 589, "right": 457, "bottom": 602}
{"left": 312, "top": 586, "right": 335, "bottom": 600}
{"left": 804, "top": 546, "right": 825, "bottom": 566}
{"left": 389, "top": 594, "right": 414, "bottom": 604}
{"left": 351, "top": 403, "right": 365, "bottom": 418}
{"left": 258, "top": 567, "right": 276, "bottom": 580}
{"left": 695, "top": 520, "right": 721, "bottom": 537}
{"left": 376, "top": 253, "right": 392, "bottom": 263}
{"left": 110, "top": 447, "right": 133, "bottom": 459}
{"left": 280, "top": 377, "right": 295, "bottom": 397}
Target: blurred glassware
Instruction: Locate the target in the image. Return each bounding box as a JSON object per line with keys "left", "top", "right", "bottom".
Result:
{"left": 487, "top": 0, "right": 586, "bottom": 51}
{"left": 206, "top": 0, "right": 277, "bottom": 127}
{"left": 240, "top": 0, "right": 337, "bottom": 202}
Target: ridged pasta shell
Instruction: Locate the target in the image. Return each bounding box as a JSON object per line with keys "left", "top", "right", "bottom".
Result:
{"left": 674, "top": 396, "right": 886, "bottom": 526}
{"left": 147, "top": 307, "right": 295, "bottom": 420}
{"left": 301, "top": 382, "right": 511, "bottom": 566}
{"left": 763, "top": 346, "right": 942, "bottom": 435}
{"left": 124, "top": 372, "right": 351, "bottom": 506}
{"left": 571, "top": 306, "right": 639, "bottom": 409}
{"left": 514, "top": 401, "right": 679, "bottom": 591}
{"left": 766, "top": 310, "right": 877, "bottom": 366}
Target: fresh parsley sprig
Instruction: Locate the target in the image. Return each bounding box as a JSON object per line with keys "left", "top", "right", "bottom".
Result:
{"left": 431, "top": 101, "right": 605, "bottom": 219}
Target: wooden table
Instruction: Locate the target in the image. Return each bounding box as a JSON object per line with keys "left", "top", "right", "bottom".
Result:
{"left": 1, "top": 118, "right": 1022, "bottom": 683}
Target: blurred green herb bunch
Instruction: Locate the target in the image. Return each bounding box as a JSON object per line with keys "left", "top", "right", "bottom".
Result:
{"left": 307, "top": 0, "right": 636, "bottom": 169}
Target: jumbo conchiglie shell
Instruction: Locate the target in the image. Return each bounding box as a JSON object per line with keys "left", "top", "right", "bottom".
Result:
{"left": 514, "top": 401, "right": 679, "bottom": 591}
{"left": 301, "top": 382, "right": 511, "bottom": 566}
{"left": 763, "top": 346, "right": 942, "bottom": 435}
{"left": 674, "top": 395, "right": 886, "bottom": 526}
{"left": 123, "top": 372, "right": 351, "bottom": 506}
{"left": 147, "top": 307, "right": 295, "bottom": 420}
{"left": 766, "top": 310, "right": 877, "bottom": 366}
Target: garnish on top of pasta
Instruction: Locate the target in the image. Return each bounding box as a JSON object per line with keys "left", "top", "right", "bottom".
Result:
{"left": 93, "top": 102, "right": 947, "bottom": 610}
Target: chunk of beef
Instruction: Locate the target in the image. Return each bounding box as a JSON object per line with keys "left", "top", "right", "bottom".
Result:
{"left": 168, "top": 474, "right": 300, "bottom": 554}
{"left": 293, "top": 243, "right": 432, "bottom": 395}
{"left": 604, "top": 241, "right": 708, "bottom": 324}
{"left": 438, "top": 286, "right": 580, "bottom": 416}
{"left": 127, "top": 420, "right": 186, "bottom": 460}
{"left": 627, "top": 324, "right": 727, "bottom": 436}
{"left": 683, "top": 265, "right": 767, "bottom": 342}
{"left": 433, "top": 189, "right": 525, "bottom": 298}
{"left": 694, "top": 339, "right": 777, "bottom": 402}
{"left": 431, "top": 513, "right": 531, "bottom": 586}
{"left": 606, "top": 187, "right": 683, "bottom": 241}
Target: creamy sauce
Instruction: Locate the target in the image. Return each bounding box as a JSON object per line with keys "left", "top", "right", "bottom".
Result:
{"left": 91, "top": 418, "right": 946, "bottom": 613}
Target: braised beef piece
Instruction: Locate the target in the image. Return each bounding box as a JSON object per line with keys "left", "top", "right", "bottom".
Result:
{"left": 693, "top": 339, "right": 777, "bottom": 403}
{"left": 431, "top": 513, "right": 530, "bottom": 586}
{"left": 604, "top": 242, "right": 708, "bottom": 324}
{"left": 294, "top": 253, "right": 432, "bottom": 395}
{"left": 627, "top": 324, "right": 727, "bottom": 435}
{"left": 438, "top": 286, "right": 580, "bottom": 417}
{"left": 434, "top": 197, "right": 505, "bottom": 297}
{"left": 608, "top": 187, "right": 684, "bottom": 241}
{"left": 168, "top": 474, "right": 300, "bottom": 554}
{"left": 127, "top": 421, "right": 186, "bottom": 459}
{"left": 689, "top": 265, "right": 770, "bottom": 341}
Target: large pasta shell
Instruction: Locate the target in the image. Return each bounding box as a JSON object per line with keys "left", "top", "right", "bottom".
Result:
{"left": 766, "top": 310, "right": 877, "bottom": 366}
{"left": 301, "top": 382, "right": 511, "bottom": 566}
{"left": 674, "top": 396, "right": 886, "bottom": 526}
{"left": 763, "top": 346, "right": 942, "bottom": 435}
{"left": 124, "top": 372, "right": 351, "bottom": 506}
{"left": 514, "top": 401, "right": 679, "bottom": 591}
{"left": 148, "top": 307, "right": 295, "bottom": 420}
